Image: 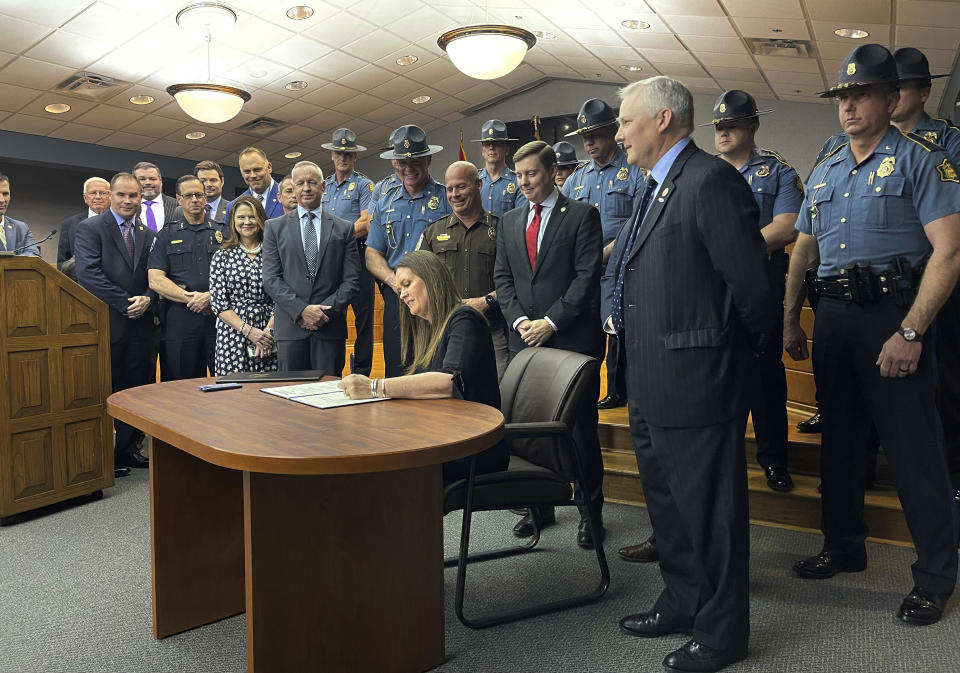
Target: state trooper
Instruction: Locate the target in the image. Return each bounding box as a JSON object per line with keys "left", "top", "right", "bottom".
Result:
{"left": 471, "top": 119, "right": 526, "bottom": 216}
{"left": 553, "top": 140, "right": 582, "bottom": 189}
{"left": 321, "top": 128, "right": 376, "bottom": 376}
{"left": 783, "top": 44, "right": 960, "bottom": 626}
{"left": 562, "top": 98, "right": 645, "bottom": 410}
{"left": 366, "top": 125, "right": 451, "bottom": 377}
{"left": 709, "top": 90, "right": 803, "bottom": 493}
{"left": 148, "top": 174, "right": 230, "bottom": 380}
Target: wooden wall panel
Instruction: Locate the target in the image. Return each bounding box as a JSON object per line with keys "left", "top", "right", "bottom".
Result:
{"left": 59, "top": 289, "right": 99, "bottom": 334}
{"left": 7, "top": 350, "right": 50, "bottom": 418}
{"left": 62, "top": 345, "right": 100, "bottom": 410}
{"left": 64, "top": 418, "right": 103, "bottom": 487}
{"left": 4, "top": 269, "right": 47, "bottom": 337}
{"left": 9, "top": 428, "right": 54, "bottom": 500}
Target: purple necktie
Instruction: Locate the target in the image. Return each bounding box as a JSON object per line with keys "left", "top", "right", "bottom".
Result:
{"left": 143, "top": 200, "right": 158, "bottom": 231}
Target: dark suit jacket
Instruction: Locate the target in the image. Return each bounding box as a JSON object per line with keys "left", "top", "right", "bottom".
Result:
{"left": 494, "top": 192, "right": 603, "bottom": 358}
{"left": 0, "top": 217, "right": 39, "bottom": 256}
{"left": 262, "top": 209, "right": 360, "bottom": 341}
{"left": 601, "top": 140, "right": 774, "bottom": 428}
{"left": 58, "top": 212, "right": 86, "bottom": 266}
{"left": 74, "top": 211, "right": 157, "bottom": 344}
{"left": 225, "top": 182, "right": 283, "bottom": 222}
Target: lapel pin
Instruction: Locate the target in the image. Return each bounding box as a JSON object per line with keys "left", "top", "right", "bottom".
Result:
{"left": 661, "top": 188, "right": 669, "bottom": 196}
{"left": 657, "top": 197, "right": 664, "bottom": 202}
{"left": 560, "top": 206, "right": 566, "bottom": 212}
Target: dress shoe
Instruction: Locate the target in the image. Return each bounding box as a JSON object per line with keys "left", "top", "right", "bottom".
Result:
{"left": 618, "top": 539, "right": 659, "bottom": 563}
{"left": 114, "top": 466, "right": 131, "bottom": 478}
{"left": 597, "top": 394, "right": 626, "bottom": 409}
{"left": 792, "top": 550, "right": 867, "bottom": 579}
{"left": 796, "top": 411, "right": 821, "bottom": 433}
{"left": 512, "top": 506, "right": 555, "bottom": 538}
{"left": 663, "top": 639, "right": 748, "bottom": 672}
{"left": 116, "top": 449, "right": 149, "bottom": 469}
{"left": 577, "top": 515, "right": 605, "bottom": 549}
{"left": 954, "top": 489, "right": 960, "bottom": 503}
{"left": 897, "top": 587, "right": 944, "bottom": 625}
{"left": 619, "top": 610, "right": 692, "bottom": 638}
{"left": 764, "top": 466, "right": 794, "bottom": 492}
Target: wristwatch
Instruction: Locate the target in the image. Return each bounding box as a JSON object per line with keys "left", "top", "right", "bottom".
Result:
{"left": 484, "top": 294, "right": 498, "bottom": 309}
{"left": 898, "top": 326, "right": 922, "bottom": 342}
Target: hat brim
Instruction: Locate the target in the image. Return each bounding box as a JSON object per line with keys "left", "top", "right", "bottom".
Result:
{"left": 470, "top": 137, "right": 519, "bottom": 143}
{"left": 321, "top": 143, "right": 366, "bottom": 151}
{"left": 565, "top": 118, "right": 618, "bottom": 137}
{"left": 557, "top": 159, "right": 580, "bottom": 166}
{"left": 817, "top": 78, "right": 900, "bottom": 98}
{"left": 698, "top": 109, "right": 773, "bottom": 127}
{"left": 379, "top": 144, "right": 444, "bottom": 159}
{"left": 898, "top": 73, "right": 950, "bottom": 82}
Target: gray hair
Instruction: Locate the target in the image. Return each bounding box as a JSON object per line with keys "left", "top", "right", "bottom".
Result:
{"left": 83, "top": 176, "right": 109, "bottom": 193}
{"left": 291, "top": 160, "right": 324, "bottom": 182}
{"left": 619, "top": 76, "right": 694, "bottom": 134}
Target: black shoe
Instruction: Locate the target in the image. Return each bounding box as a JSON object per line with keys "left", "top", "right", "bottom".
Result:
{"left": 597, "top": 394, "right": 626, "bottom": 409}
{"left": 954, "top": 489, "right": 960, "bottom": 503}
{"left": 897, "top": 587, "right": 944, "bottom": 625}
{"left": 512, "top": 506, "right": 555, "bottom": 538}
{"left": 618, "top": 539, "right": 659, "bottom": 563}
{"left": 114, "top": 466, "right": 131, "bottom": 478}
{"left": 663, "top": 639, "right": 748, "bottom": 672}
{"left": 796, "top": 412, "right": 821, "bottom": 433}
{"left": 577, "top": 515, "right": 605, "bottom": 549}
{"left": 116, "top": 450, "right": 149, "bottom": 469}
{"left": 619, "top": 610, "right": 692, "bottom": 638}
{"left": 792, "top": 550, "right": 867, "bottom": 579}
{"left": 764, "top": 466, "right": 794, "bottom": 492}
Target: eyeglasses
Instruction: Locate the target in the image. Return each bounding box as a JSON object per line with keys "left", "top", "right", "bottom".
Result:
{"left": 86, "top": 190, "right": 110, "bottom": 197}
{"left": 179, "top": 192, "right": 205, "bottom": 200}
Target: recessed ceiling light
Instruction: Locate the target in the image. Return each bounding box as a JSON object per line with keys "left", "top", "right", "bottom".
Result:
{"left": 286, "top": 5, "right": 313, "bottom": 20}
{"left": 285, "top": 80, "right": 308, "bottom": 91}
{"left": 619, "top": 65, "right": 643, "bottom": 72}
{"left": 396, "top": 55, "right": 418, "bottom": 66}
{"left": 129, "top": 94, "right": 154, "bottom": 105}
{"left": 412, "top": 95, "right": 430, "bottom": 104}
{"left": 834, "top": 27, "right": 869, "bottom": 39}
{"left": 44, "top": 103, "right": 70, "bottom": 114}
{"left": 249, "top": 69, "right": 269, "bottom": 78}
{"left": 621, "top": 19, "right": 650, "bottom": 30}
{"left": 185, "top": 131, "right": 206, "bottom": 140}
{"left": 285, "top": 151, "right": 302, "bottom": 159}
{"left": 532, "top": 30, "right": 556, "bottom": 40}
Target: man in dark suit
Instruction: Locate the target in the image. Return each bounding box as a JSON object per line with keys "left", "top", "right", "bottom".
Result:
{"left": 493, "top": 140, "right": 605, "bottom": 549}
{"left": 0, "top": 173, "right": 40, "bottom": 256}
{"left": 606, "top": 77, "right": 773, "bottom": 672}
{"left": 74, "top": 172, "right": 156, "bottom": 474}
{"left": 262, "top": 161, "right": 360, "bottom": 374}
{"left": 225, "top": 147, "right": 283, "bottom": 222}
{"left": 132, "top": 161, "right": 177, "bottom": 231}
{"left": 57, "top": 176, "right": 111, "bottom": 280}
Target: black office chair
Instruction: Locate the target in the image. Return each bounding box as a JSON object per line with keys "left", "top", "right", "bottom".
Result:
{"left": 443, "top": 347, "right": 610, "bottom": 628}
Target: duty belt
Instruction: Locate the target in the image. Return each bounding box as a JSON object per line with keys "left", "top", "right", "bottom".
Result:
{"left": 816, "top": 258, "right": 925, "bottom": 307}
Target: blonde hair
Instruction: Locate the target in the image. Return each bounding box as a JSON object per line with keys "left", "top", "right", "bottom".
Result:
{"left": 396, "top": 251, "right": 464, "bottom": 374}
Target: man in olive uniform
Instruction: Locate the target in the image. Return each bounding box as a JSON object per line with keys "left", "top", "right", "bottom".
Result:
{"left": 148, "top": 175, "right": 230, "bottom": 380}
{"left": 784, "top": 44, "right": 960, "bottom": 626}
{"left": 471, "top": 119, "right": 526, "bottom": 217}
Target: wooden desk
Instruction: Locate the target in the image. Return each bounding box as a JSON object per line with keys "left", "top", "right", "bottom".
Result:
{"left": 107, "top": 378, "right": 504, "bottom": 673}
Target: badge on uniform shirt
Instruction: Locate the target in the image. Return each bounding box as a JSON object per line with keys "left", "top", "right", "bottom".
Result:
{"left": 348, "top": 182, "right": 355, "bottom": 191}
{"left": 847, "top": 63, "right": 856, "bottom": 76}
{"left": 436, "top": 233, "right": 451, "bottom": 241}
{"left": 877, "top": 156, "right": 895, "bottom": 178}
{"left": 506, "top": 182, "right": 516, "bottom": 194}
{"left": 428, "top": 196, "right": 439, "bottom": 210}
{"left": 924, "top": 131, "right": 939, "bottom": 143}
{"left": 215, "top": 231, "right": 223, "bottom": 243}
{"left": 755, "top": 165, "right": 770, "bottom": 178}
{"left": 937, "top": 158, "right": 959, "bottom": 183}
{"left": 616, "top": 166, "right": 629, "bottom": 181}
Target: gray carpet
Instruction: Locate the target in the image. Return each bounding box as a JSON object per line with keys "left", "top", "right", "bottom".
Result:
{"left": 1, "top": 472, "right": 957, "bottom": 673}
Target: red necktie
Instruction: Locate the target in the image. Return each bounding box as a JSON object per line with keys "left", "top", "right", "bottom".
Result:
{"left": 526, "top": 203, "right": 542, "bottom": 270}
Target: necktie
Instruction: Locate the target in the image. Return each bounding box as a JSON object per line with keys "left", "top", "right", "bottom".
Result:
{"left": 0, "top": 223, "right": 6, "bottom": 250}
{"left": 611, "top": 177, "right": 658, "bottom": 335}
{"left": 143, "top": 200, "right": 157, "bottom": 231}
{"left": 303, "top": 212, "right": 319, "bottom": 277}
{"left": 122, "top": 222, "right": 135, "bottom": 261}
{"left": 525, "top": 203, "right": 542, "bottom": 271}
{"left": 205, "top": 204, "right": 212, "bottom": 221}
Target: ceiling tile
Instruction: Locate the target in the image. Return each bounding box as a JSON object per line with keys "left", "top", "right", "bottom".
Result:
{"left": 341, "top": 29, "right": 408, "bottom": 61}
{"left": 0, "top": 15, "right": 54, "bottom": 52}
{"left": 457, "top": 81, "right": 506, "bottom": 105}
{"left": 243, "top": 90, "right": 293, "bottom": 116}
{"left": 178, "top": 146, "right": 220, "bottom": 161}
{"left": 331, "top": 93, "right": 386, "bottom": 116}
{"left": 697, "top": 52, "right": 756, "bottom": 68}
{"left": 721, "top": 0, "right": 804, "bottom": 18}
{"left": 374, "top": 48, "right": 439, "bottom": 75}
{"left": 368, "top": 77, "right": 425, "bottom": 102}
{"left": 646, "top": 0, "right": 725, "bottom": 16}
{"left": 632, "top": 48, "right": 696, "bottom": 64}
{"left": 0, "top": 57, "right": 75, "bottom": 89}
{"left": 897, "top": 1, "right": 960, "bottom": 29}
{"left": 539, "top": 7, "right": 609, "bottom": 30}
{"left": 303, "top": 50, "right": 368, "bottom": 81}
{"left": 731, "top": 17, "right": 810, "bottom": 40}
{"left": 262, "top": 35, "right": 333, "bottom": 70}
{"left": 0, "top": 112, "right": 65, "bottom": 135}
{"left": 762, "top": 71, "right": 826, "bottom": 88}
{"left": 201, "top": 133, "right": 254, "bottom": 153}
{"left": 406, "top": 58, "right": 460, "bottom": 85}
{"left": 804, "top": 0, "right": 892, "bottom": 24}
{"left": 705, "top": 65, "right": 766, "bottom": 82}
{"left": 302, "top": 82, "right": 359, "bottom": 107}
{"left": 303, "top": 11, "right": 377, "bottom": 46}
{"left": 682, "top": 36, "right": 748, "bottom": 53}
{"left": 594, "top": 10, "right": 670, "bottom": 34}
{"left": 60, "top": 1, "right": 146, "bottom": 39}
{"left": 431, "top": 72, "right": 482, "bottom": 95}
{"left": 346, "top": 118, "right": 380, "bottom": 136}
{"left": 231, "top": 16, "right": 296, "bottom": 53}
{"left": 384, "top": 6, "right": 456, "bottom": 42}
{"left": 895, "top": 25, "right": 960, "bottom": 50}
{"left": 417, "top": 96, "right": 468, "bottom": 118}
{"left": 815, "top": 41, "right": 867, "bottom": 60}
{"left": 778, "top": 94, "right": 832, "bottom": 105}
{"left": 19, "top": 95, "right": 98, "bottom": 121}
{"left": 662, "top": 15, "right": 737, "bottom": 36}
{"left": 754, "top": 55, "right": 821, "bottom": 73}
{"left": 564, "top": 28, "right": 630, "bottom": 47}
{"left": 490, "top": 63, "right": 545, "bottom": 91}
{"left": 142, "top": 138, "right": 195, "bottom": 157}
{"left": 72, "top": 104, "right": 145, "bottom": 128}
{"left": 0, "top": 51, "right": 13, "bottom": 70}
{"left": 47, "top": 122, "right": 112, "bottom": 144}
{"left": 654, "top": 62, "right": 710, "bottom": 78}
{"left": 264, "top": 124, "right": 318, "bottom": 144}
{"left": 621, "top": 32, "right": 686, "bottom": 50}
{"left": 586, "top": 45, "right": 639, "bottom": 60}
{"left": 672, "top": 75, "right": 722, "bottom": 92}
{"left": 360, "top": 104, "right": 405, "bottom": 125}
{"left": 122, "top": 115, "right": 188, "bottom": 137}
{"left": 341, "top": 0, "right": 418, "bottom": 24}
{"left": 104, "top": 85, "right": 168, "bottom": 112}
{"left": 715, "top": 80, "right": 776, "bottom": 98}
{"left": 538, "top": 41, "right": 594, "bottom": 59}
{"left": 336, "top": 64, "right": 395, "bottom": 91}
{"left": 0, "top": 0, "right": 95, "bottom": 24}
{"left": 270, "top": 99, "right": 323, "bottom": 123}
{"left": 810, "top": 22, "right": 892, "bottom": 43}
{"left": 299, "top": 108, "right": 354, "bottom": 132}
{"left": 25, "top": 30, "right": 114, "bottom": 70}
{"left": 225, "top": 61, "right": 295, "bottom": 91}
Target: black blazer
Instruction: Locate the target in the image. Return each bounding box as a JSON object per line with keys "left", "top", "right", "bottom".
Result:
{"left": 494, "top": 192, "right": 603, "bottom": 358}
{"left": 601, "top": 140, "right": 774, "bottom": 428}
{"left": 74, "top": 211, "right": 157, "bottom": 344}
{"left": 261, "top": 209, "right": 361, "bottom": 341}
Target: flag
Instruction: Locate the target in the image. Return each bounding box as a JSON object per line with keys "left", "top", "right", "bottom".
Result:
{"left": 532, "top": 115, "right": 541, "bottom": 141}
{"left": 458, "top": 128, "right": 467, "bottom": 161}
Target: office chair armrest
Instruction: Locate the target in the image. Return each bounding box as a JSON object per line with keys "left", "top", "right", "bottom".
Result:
{"left": 503, "top": 421, "right": 567, "bottom": 438}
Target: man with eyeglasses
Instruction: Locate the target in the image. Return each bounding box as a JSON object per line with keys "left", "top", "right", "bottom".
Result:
{"left": 148, "top": 175, "right": 230, "bottom": 380}
{"left": 58, "top": 176, "right": 111, "bottom": 280}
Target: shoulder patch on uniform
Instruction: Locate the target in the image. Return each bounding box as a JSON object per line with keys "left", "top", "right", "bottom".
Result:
{"left": 758, "top": 148, "right": 786, "bottom": 163}
{"left": 812, "top": 142, "right": 848, "bottom": 171}
{"left": 795, "top": 175, "right": 804, "bottom": 194}
{"left": 900, "top": 131, "right": 937, "bottom": 152}
{"left": 935, "top": 117, "right": 960, "bottom": 131}
{"left": 937, "top": 158, "right": 959, "bottom": 183}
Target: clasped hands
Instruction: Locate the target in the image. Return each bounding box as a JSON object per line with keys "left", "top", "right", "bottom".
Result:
{"left": 299, "top": 304, "right": 332, "bottom": 330}
{"left": 518, "top": 318, "right": 554, "bottom": 347}
{"left": 125, "top": 295, "right": 151, "bottom": 319}
{"left": 245, "top": 326, "right": 275, "bottom": 356}
{"left": 184, "top": 291, "right": 212, "bottom": 315}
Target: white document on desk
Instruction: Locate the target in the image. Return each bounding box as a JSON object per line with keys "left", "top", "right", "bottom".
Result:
{"left": 261, "top": 381, "right": 389, "bottom": 409}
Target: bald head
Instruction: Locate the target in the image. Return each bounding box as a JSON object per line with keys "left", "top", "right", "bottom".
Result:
{"left": 445, "top": 161, "right": 483, "bottom": 221}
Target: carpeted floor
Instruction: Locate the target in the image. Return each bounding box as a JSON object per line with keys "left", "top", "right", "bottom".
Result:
{"left": 1, "top": 471, "right": 957, "bottom": 673}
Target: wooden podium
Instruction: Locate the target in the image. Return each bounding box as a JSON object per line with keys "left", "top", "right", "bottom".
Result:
{"left": 0, "top": 255, "right": 114, "bottom": 521}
